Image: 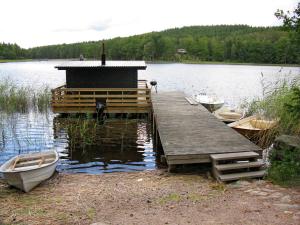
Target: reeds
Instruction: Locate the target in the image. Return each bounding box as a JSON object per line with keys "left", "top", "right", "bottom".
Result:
{"left": 242, "top": 77, "right": 300, "bottom": 186}
{"left": 56, "top": 117, "right": 100, "bottom": 150}
{"left": 0, "top": 79, "right": 51, "bottom": 113}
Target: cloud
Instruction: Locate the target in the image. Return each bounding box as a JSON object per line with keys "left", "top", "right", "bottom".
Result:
{"left": 53, "top": 19, "right": 112, "bottom": 32}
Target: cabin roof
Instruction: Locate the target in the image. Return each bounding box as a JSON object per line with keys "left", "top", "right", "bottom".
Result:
{"left": 55, "top": 60, "right": 147, "bottom": 70}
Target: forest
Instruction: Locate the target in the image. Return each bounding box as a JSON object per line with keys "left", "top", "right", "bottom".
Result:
{"left": 1, "top": 25, "right": 299, "bottom": 64}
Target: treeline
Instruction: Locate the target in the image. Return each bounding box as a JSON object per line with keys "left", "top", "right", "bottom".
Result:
{"left": 1, "top": 25, "right": 300, "bottom": 64}
{"left": 0, "top": 43, "right": 26, "bottom": 59}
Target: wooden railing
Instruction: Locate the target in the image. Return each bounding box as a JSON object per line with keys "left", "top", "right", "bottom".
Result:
{"left": 51, "top": 80, "right": 151, "bottom": 113}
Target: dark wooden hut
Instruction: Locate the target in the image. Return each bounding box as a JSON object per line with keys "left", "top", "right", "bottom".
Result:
{"left": 55, "top": 60, "right": 147, "bottom": 88}
{"left": 52, "top": 60, "right": 150, "bottom": 114}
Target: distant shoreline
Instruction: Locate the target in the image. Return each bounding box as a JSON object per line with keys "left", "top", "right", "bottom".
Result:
{"left": 0, "top": 58, "right": 299, "bottom": 67}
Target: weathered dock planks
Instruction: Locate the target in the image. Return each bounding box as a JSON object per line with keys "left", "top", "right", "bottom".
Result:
{"left": 152, "top": 92, "right": 262, "bottom": 166}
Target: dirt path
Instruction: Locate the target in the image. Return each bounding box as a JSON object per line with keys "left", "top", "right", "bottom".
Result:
{"left": 0, "top": 170, "right": 299, "bottom": 225}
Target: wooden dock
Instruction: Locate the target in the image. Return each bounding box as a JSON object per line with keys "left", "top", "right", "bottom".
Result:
{"left": 152, "top": 92, "right": 262, "bottom": 168}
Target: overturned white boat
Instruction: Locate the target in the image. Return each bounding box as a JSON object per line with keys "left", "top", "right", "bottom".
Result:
{"left": 194, "top": 94, "right": 224, "bottom": 112}
{"left": 0, "top": 150, "right": 58, "bottom": 192}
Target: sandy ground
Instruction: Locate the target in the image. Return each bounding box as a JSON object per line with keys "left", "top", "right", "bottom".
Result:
{"left": 0, "top": 170, "right": 299, "bottom": 225}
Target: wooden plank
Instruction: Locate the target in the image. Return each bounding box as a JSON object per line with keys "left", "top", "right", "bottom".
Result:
{"left": 52, "top": 99, "right": 96, "bottom": 103}
{"left": 56, "top": 88, "right": 150, "bottom": 92}
{"left": 57, "top": 94, "right": 150, "bottom": 98}
{"left": 52, "top": 103, "right": 96, "bottom": 107}
{"left": 106, "top": 99, "right": 150, "bottom": 103}
{"left": 218, "top": 170, "right": 265, "bottom": 182}
{"left": 185, "top": 97, "right": 198, "bottom": 105}
{"left": 106, "top": 103, "right": 151, "bottom": 107}
{"left": 215, "top": 161, "right": 264, "bottom": 171}
{"left": 210, "top": 151, "right": 259, "bottom": 161}
{"left": 167, "top": 157, "right": 210, "bottom": 165}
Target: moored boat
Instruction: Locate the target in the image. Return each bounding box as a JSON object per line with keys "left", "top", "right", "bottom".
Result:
{"left": 228, "top": 115, "right": 276, "bottom": 141}
{"left": 0, "top": 150, "right": 58, "bottom": 192}
{"left": 194, "top": 94, "right": 224, "bottom": 112}
{"left": 213, "top": 107, "right": 244, "bottom": 123}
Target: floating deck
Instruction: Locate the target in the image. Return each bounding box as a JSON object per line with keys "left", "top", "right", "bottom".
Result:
{"left": 152, "top": 92, "right": 262, "bottom": 166}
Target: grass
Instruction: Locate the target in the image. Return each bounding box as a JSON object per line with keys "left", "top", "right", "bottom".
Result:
{"left": 0, "top": 59, "right": 32, "bottom": 63}
{"left": 158, "top": 193, "right": 182, "bottom": 204}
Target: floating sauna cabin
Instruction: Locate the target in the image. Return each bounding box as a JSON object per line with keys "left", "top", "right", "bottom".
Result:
{"left": 51, "top": 59, "right": 151, "bottom": 114}
{"left": 55, "top": 61, "right": 146, "bottom": 88}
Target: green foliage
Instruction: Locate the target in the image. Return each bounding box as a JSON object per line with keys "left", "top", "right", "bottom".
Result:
{"left": 275, "top": 3, "right": 300, "bottom": 62}
{"left": 21, "top": 25, "right": 300, "bottom": 64}
{"left": 1, "top": 25, "right": 300, "bottom": 64}
{"left": 0, "top": 43, "right": 26, "bottom": 60}
{"left": 268, "top": 147, "right": 300, "bottom": 186}
{"left": 242, "top": 78, "right": 300, "bottom": 186}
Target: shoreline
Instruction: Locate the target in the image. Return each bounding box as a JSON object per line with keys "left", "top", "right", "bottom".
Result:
{"left": 0, "top": 170, "right": 299, "bottom": 225}
{"left": 0, "top": 58, "right": 299, "bottom": 67}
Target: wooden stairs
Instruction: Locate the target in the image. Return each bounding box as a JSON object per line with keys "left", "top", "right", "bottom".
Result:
{"left": 210, "top": 151, "right": 266, "bottom": 182}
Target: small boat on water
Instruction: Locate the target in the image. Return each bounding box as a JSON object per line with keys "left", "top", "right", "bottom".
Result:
{"left": 213, "top": 107, "right": 244, "bottom": 123}
{"left": 0, "top": 150, "right": 58, "bottom": 192}
{"left": 228, "top": 115, "right": 276, "bottom": 140}
{"left": 194, "top": 94, "right": 224, "bottom": 112}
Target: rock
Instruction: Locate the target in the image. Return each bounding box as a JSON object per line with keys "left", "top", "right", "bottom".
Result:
{"left": 273, "top": 135, "right": 300, "bottom": 160}
{"left": 280, "top": 195, "right": 292, "bottom": 203}
{"left": 269, "top": 192, "right": 284, "bottom": 198}
{"left": 274, "top": 203, "right": 300, "bottom": 210}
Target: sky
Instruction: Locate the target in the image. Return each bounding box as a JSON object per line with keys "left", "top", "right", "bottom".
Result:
{"left": 0, "top": 0, "right": 298, "bottom": 48}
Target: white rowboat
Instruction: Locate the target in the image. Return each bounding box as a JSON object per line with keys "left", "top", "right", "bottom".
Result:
{"left": 0, "top": 150, "right": 58, "bottom": 192}
{"left": 194, "top": 94, "right": 224, "bottom": 112}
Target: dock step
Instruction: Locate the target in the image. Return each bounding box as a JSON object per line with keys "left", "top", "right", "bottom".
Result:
{"left": 215, "top": 161, "right": 265, "bottom": 171}
{"left": 211, "top": 151, "right": 266, "bottom": 182}
{"left": 218, "top": 170, "right": 266, "bottom": 182}
{"left": 210, "top": 151, "right": 259, "bottom": 161}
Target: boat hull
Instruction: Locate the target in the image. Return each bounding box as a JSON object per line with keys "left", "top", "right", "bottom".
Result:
{"left": 201, "top": 103, "right": 224, "bottom": 113}
{"left": 0, "top": 150, "right": 58, "bottom": 192}
{"left": 2, "top": 161, "right": 58, "bottom": 192}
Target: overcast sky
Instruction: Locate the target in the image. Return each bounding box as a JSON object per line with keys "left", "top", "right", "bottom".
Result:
{"left": 0, "top": 0, "right": 298, "bottom": 48}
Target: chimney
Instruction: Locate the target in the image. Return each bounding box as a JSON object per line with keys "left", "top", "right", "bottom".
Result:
{"left": 101, "top": 42, "right": 106, "bottom": 66}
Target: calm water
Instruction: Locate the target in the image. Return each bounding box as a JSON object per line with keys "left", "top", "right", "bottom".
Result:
{"left": 0, "top": 61, "right": 299, "bottom": 173}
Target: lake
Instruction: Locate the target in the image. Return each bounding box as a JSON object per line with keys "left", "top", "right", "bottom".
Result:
{"left": 0, "top": 61, "right": 299, "bottom": 174}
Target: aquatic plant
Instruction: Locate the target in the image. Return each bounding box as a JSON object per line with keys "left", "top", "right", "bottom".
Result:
{"left": 242, "top": 77, "right": 300, "bottom": 145}
{"left": 57, "top": 117, "right": 100, "bottom": 150}
{"left": 33, "top": 85, "right": 52, "bottom": 113}
{"left": 0, "top": 79, "right": 51, "bottom": 114}
{"left": 242, "top": 76, "right": 300, "bottom": 186}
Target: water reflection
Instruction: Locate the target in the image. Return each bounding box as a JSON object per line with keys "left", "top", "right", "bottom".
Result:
{"left": 0, "top": 112, "right": 156, "bottom": 174}
{"left": 54, "top": 117, "right": 155, "bottom": 174}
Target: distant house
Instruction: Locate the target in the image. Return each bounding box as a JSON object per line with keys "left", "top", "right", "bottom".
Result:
{"left": 177, "top": 49, "right": 187, "bottom": 54}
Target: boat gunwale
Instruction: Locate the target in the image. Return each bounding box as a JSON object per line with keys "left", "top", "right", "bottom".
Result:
{"left": 0, "top": 150, "right": 59, "bottom": 173}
